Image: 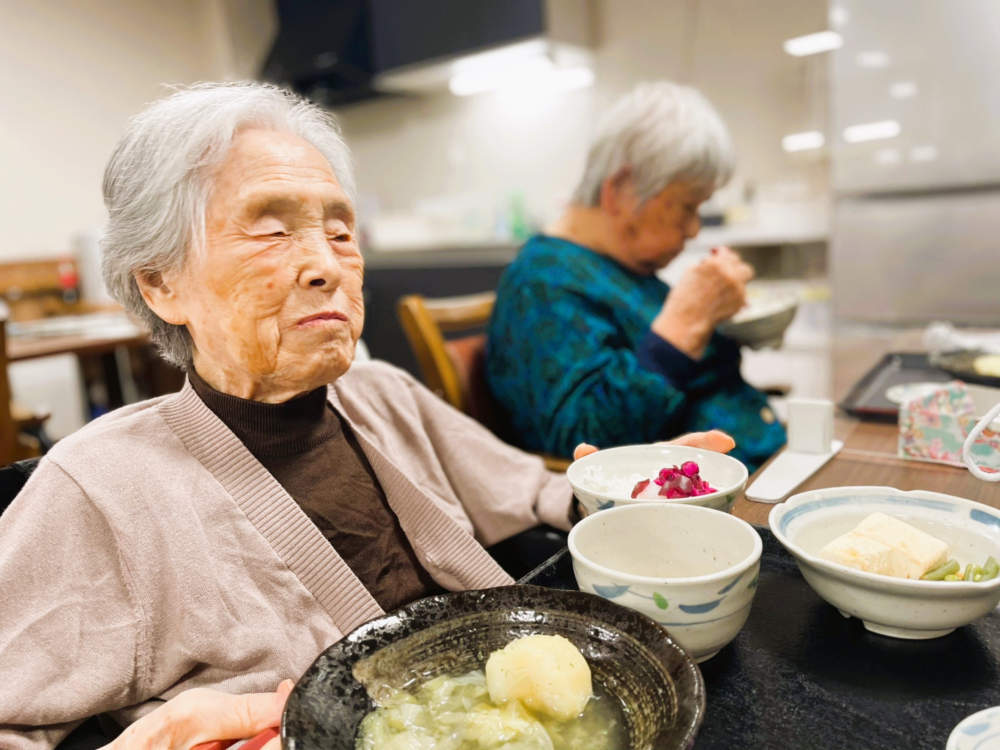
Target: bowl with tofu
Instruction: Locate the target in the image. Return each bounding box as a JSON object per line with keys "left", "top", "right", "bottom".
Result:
{"left": 568, "top": 444, "right": 749, "bottom": 516}
{"left": 770, "top": 486, "right": 1000, "bottom": 639}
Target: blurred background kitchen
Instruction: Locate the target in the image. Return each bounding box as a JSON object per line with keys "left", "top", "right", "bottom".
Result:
{"left": 1, "top": 0, "right": 998, "bottom": 463}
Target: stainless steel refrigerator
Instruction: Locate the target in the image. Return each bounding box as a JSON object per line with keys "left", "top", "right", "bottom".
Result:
{"left": 830, "top": 0, "right": 1000, "bottom": 325}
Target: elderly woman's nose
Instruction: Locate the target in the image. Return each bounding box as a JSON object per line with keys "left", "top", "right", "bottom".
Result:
{"left": 685, "top": 213, "right": 701, "bottom": 238}
{"left": 297, "top": 235, "right": 344, "bottom": 290}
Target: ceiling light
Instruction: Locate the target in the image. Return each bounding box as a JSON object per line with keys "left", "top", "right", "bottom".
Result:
{"left": 450, "top": 54, "right": 594, "bottom": 98}
{"left": 450, "top": 39, "right": 549, "bottom": 77}
{"left": 829, "top": 7, "right": 849, "bottom": 27}
{"left": 889, "top": 81, "right": 918, "bottom": 98}
{"left": 450, "top": 56, "right": 550, "bottom": 96}
{"left": 783, "top": 31, "right": 843, "bottom": 57}
{"left": 782, "top": 131, "right": 825, "bottom": 152}
{"left": 844, "top": 120, "right": 901, "bottom": 143}
{"left": 875, "top": 148, "right": 901, "bottom": 164}
{"left": 909, "top": 146, "right": 938, "bottom": 162}
{"left": 856, "top": 51, "right": 890, "bottom": 68}
{"left": 542, "top": 67, "right": 595, "bottom": 92}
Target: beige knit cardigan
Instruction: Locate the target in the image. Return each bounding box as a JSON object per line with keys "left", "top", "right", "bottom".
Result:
{"left": 0, "top": 361, "right": 573, "bottom": 749}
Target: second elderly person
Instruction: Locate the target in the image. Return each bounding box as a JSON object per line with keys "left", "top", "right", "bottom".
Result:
{"left": 486, "top": 81, "right": 786, "bottom": 472}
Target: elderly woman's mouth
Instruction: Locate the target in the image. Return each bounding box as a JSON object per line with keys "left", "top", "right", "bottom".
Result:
{"left": 298, "top": 311, "right": 349, "bottom": 327}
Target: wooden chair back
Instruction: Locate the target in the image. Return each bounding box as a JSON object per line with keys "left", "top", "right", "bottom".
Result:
{"left": 0, "top": 307, "right": 18, "bottom": 466}
{"left": 397, "top": 292, "right": 496, "bottom": 419}
{"left": 397, "top": 293, "right": 571, "bottom": 472}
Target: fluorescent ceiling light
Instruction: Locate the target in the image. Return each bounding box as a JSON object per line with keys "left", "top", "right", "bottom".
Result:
{"left": 829, "top": 6, "right": 849, "bottom": 27}
{"left": 450, "top": 39, "right": 549, "bottom": 77}
{"left": 450, "top": 54, "right": 594, "bottom": 97}
{"left": 782, "top": 131, "right": 825, "bottom": 152}
{"left": 889, "top": 81, "right": 918, "bottom": 98}
{"left": 875, "top": 148, "right": 901, "bottom": 164}
{"left": 844, "top": 120, "right": 901, "bottom": 143}
{"left": 543, "top": 67, "right": 595, "bottom": 92}
{"left": 450, "top": 56, "right": 552, "bottom": 96}
{"left": 783, "top": 31, "right": 843, "bottom": 56}
{"left": 909, "top": 145, "right": 938, "bottom": 162}
{"left": 856, "top": 51, "right": 890, "bottom": 68}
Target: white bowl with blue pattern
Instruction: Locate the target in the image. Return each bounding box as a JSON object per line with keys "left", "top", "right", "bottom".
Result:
{"left": 569, "top": 503, "right": 763, "bottom": 662}
{"left": 567, "top": 444, "right": 749, "bottom": 516}
{"left": 949, "top": 707, "right": 1000, "bottom": 750}
{"left": 770, "top": 487, "right": 1000, "bottom": 640}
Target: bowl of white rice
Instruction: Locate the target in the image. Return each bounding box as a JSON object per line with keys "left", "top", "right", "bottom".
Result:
{"left": 717, "top": 285, "right": 798, "bottom": 350}
{"left": 567, "top": 445, "right": 749, "bottom": 516}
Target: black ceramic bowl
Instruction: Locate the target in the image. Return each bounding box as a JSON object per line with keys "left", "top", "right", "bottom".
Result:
{"left": 281, "top": 585, "right": 705, "bottom": 750}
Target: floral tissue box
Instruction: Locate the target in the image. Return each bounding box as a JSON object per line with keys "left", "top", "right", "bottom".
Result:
{"left": 898, "top": 381, "right": 1000, "bottom": 469}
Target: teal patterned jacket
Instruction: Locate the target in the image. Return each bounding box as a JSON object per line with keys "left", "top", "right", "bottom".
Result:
{"left": 485, "top": 235, "right": 787, "bottom": 473}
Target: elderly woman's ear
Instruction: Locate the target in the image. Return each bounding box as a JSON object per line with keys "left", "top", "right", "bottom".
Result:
{"left": 134, "top": 269, "right": 189, "bottom": 327}
{"left": 599, "top": 166, "right": 637, "bottom": 216}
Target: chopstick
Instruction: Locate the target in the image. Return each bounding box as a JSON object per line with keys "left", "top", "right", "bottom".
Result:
{"left": 190, "top": 726, "right": 279, "bottom": 750}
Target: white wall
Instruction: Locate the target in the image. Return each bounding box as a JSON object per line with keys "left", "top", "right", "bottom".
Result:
{"left": 0, "top": 0, "right": 827, "bottom": 258}
{"left": 0, "top": 0, "right": 275, "bottom": 435}
{"left": 0, "top": 0, "right": 274, "bottom": 263}
{"left": 334, "top": 0, "right": 829, "bottom": 233}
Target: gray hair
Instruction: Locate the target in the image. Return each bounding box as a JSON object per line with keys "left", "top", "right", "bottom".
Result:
{"left": 100, "top": 81, "right": 355, "bottom": 369}
{"left": 572, "top": 81, "right": 735, "bottom": 207}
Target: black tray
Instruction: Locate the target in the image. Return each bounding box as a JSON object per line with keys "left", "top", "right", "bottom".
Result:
{"left": 519, "top": 527, "right": 1000, "bottom": 750}
{"left": 839, "top": 352, "right": 954, "bottom": 420}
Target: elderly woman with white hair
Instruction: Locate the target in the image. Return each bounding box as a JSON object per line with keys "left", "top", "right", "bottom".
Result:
{"left": 0, "top": 83, "right": 734, "bottom": 750}
{"left": 486, "top": 81, "right": 787, "bottom": 473}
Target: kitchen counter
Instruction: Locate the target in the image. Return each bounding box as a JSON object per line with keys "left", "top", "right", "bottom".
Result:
{"left": 361, "top": 244, "right": 520, "bottom": 269}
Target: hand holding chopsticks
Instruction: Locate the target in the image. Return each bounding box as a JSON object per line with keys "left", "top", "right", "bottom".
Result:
{"left": 107, "top": 679, "right": 294, "bottom": 750}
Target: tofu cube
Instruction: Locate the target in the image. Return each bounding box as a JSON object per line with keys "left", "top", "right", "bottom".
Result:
{"left": 853, "top": 512, "right": 949, "bottom": 578}
{"left": 819, "top": 531, "right": 908, "bottom": 576}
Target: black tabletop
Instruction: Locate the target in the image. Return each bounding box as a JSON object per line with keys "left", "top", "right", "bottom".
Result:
{"left": 519, "top": 527, "right": 1000, "bottom": 750}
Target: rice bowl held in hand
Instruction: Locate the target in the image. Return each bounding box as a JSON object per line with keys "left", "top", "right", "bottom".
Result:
{"left": 568, "top": 445, "right": 749, "bottom": 515}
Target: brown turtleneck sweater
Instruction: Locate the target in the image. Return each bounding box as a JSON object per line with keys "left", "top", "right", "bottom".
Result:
{"left": 188, "top": 369, "right": 439, "bottom": 611}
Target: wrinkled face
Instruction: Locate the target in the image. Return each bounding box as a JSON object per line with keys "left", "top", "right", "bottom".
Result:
{"left": 612, "top": 181, "right": 712, "bottom": 275}
{"left": 150, "top": 129, "right": 364, "bottom": 401}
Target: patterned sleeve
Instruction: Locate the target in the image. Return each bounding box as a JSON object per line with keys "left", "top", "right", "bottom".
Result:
{"left": 488, "top": 280, "right": 690, "bottom": 458}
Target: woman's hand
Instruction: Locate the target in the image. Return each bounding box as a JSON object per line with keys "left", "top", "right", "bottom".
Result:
{"left": 110, "top": 680, "right": 294, "bottom": 750}
{"left": 573, "top": 430, "right": 736, "bottom": 461}
{"left": 651, "top": 246, "right": 754, "bottom": 359}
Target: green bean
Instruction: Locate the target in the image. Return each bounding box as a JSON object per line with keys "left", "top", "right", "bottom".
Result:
{"left": 922, "top": 559, "right": 960, "bottom": 581}
{"left": 944, "top": 575, "right": 962, "bottom": 581}
{"left": 975, "top": 574, "right": 983, "bottom": 582}
{"left": 964, "top": 564, "right": 975, "bottom": 582}
{"left": 979, "top": 561, "right": 1000, "bottom": 582}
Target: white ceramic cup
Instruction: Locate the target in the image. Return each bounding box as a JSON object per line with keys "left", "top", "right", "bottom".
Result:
{"left": 569, "top": 503, "right": 763, "bottom": 662}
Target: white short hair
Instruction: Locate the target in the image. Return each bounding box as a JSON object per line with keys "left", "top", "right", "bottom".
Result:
{"left": 100, "top": 82, "right": 355, "bottom": 369}
{"left": 572, "top": 81, "right": 735, "bottom": 207}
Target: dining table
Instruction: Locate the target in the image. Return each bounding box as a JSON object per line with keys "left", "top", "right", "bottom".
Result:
{"left": 731, "top": 414, "right": 998, "bottom": 527}
{"left": 6, "top": 325, "right": 149, "bottom": 362}
{"left": 524, "top": 329, "right": 1000, "bottom": 749}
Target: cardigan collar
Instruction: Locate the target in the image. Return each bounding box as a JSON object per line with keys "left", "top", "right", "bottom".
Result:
{"left": 157, "top": 378, "right": 511, "bottom": 636}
